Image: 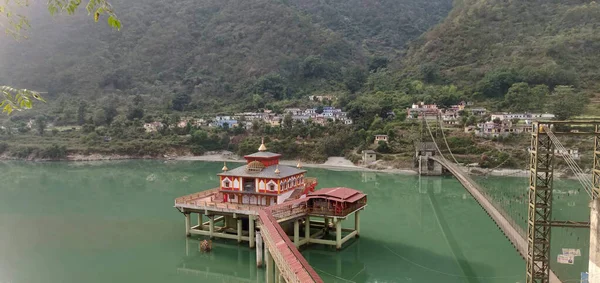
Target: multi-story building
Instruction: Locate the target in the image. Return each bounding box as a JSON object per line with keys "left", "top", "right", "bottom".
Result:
{"left": 217, "top": 141, "right": 316, "bottom": 205}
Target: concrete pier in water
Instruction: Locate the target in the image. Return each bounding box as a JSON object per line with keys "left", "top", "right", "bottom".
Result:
{"left": 175, "top": 187, "right": 367, "bottom": 283}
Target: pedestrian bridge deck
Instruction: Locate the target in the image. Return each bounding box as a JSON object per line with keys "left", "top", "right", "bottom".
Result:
{"left": 429, "top": 156, "right": 561, "bottom": 283}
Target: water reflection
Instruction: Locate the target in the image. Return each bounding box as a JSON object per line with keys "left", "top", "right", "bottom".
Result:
{"left": 179, "top": 238, "right": 263, "bottom": 282}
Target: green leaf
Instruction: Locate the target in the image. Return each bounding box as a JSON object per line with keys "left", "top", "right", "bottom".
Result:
{"left": 3, "top": 104, "right": 13, "bottom": 115}
{"left": 107, "top": 15, "right": 121, "bottom": 30}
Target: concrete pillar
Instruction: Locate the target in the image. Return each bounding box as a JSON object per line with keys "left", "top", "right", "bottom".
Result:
{"left": 336, "top": 218, "right": 342, "bottom": 250}
{"left": 294, "top": 219, "right": 300, "bottom": 246}
{"left": 256, "top": 231, "right": 263, "bottom": 268}
{"left": 209, "top": 215, "right": 214, "bottom": 238}
{"left": 278, "top": 273, "right": 284, "bottom": 283}
{"left": 355, "top": 210, "right": 361, "bottom": 237}
{"left": 305, "top": 216, "right": 310, "bottom": 243}
{"left": 249, "top": 215, "right": 255, "bottom": 248}
{"left": 274, "top": 266, "right": 280, "bottom": 283}
{"left": 265, "top": 248, "right": 274, "bottom": 283}
{"left": 237, "top": 218, "right": 243, "bottom": 243}
{"left": 590, "top": 199, "right": 600, "bottom": 282}
{"left": 185, "top": 213, "right": 191, "bottom": 237}
{"left": 197, "top": 213, "right": 202, "bottom": 230}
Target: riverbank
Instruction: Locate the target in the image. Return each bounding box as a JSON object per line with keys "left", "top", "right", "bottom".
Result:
{"left": 0, "top": 150, "right": 582, "bottom": 179}
{"left": 175, "top": 152, "right": 418, "bottom": 174}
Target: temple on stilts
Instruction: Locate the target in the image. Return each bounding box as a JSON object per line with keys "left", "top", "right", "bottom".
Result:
{"left": 174, "top": 139, "right": 367, "bottom": 282}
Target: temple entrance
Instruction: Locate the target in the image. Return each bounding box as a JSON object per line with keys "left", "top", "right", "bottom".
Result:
{"left": 243, "top": 178, "right": 255, "bottom": 192}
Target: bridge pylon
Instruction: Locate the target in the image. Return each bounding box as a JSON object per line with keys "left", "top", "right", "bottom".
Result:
{"left": 526, "top": 121, "right": 600, "bottom": 283}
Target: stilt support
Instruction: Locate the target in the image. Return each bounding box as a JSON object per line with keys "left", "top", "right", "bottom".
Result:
{"left": 355, "top": 210, "right": 361, "bottom": 237}
{"left": 237, "top": 218, "right": 242, "bottom": 243}
{"left": 209, "top": 215, "right": 214, "bottom": 238}
{"left": 249, "top": 215, "right": 255, "bottom": 248}
{"left": 256, "top": 231, "right": 264, "bottom": 268}
{"left": 294, "top": 219, "right": 300, "bottom": 247}
{"left": 336, "top": 217, "right": 342, "bottom": 250}
{"left": 185, "top": 213, "right": 191, "bottom": 237}
{"left": 265, "top": 248, "right": 274, "bottom": 283}
{"left": 305, "top": 216, "right": 310, "bottom": 244}
{"left": 197, "top": 213, "right": 203, "bottom": 230}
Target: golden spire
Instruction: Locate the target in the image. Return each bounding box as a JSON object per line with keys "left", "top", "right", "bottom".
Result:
{"left": 297, "top": 161, "right": 302, "bottom": 168}
{"left": 258, "top": 137, "right": 267, "bottom": 152}
{"left": 222, "top": 162, "right": 228, "bottom": 172}
{"left": 274, "top": 164, "right": 280, "bottom": 175}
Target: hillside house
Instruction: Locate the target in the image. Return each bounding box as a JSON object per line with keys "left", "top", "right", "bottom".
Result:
{"left": 374, "top": 135, "right": 389, "bottom": 144}
{"left": 362, "top": 150, "right": 376, "bottom": 164}
{"left": 144, "top": 122, "right": 164, "bottom": 132}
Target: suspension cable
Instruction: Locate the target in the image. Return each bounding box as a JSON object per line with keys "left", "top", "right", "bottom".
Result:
{"left": 437, "top": 115, "right": 460, "bottom": 165}
{"left": 545, "top": 128, "right": 593, "bottom": 198}
{"left": 423, "top": 117, "right": 447, "bottom": 161}
{"left": 547, "top": 130, "right": 592, "bottom": 190}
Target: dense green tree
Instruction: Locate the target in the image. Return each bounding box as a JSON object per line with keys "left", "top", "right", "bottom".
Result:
{"left": 549, "top": 86, "right": 586, "bottom": 120}
{"left": 282, "top": 113, "right": 293, "bottom": 131}
{"left": 172, "top": 93, "right": 191, "bottom": 111}
{"left": 369, "top": 57, "right": 389, "bottom": 72}
{"left": 35, "top": 116, "right": 46, "bottom": 136}
{"left": 103, "top": 104, "right": 118, "bottom": 125}
{"left": 93, "top": 109, "right": 106, "bottom": 126}
{"left": 377, "top": 140, "right": 390, "bottom": 153}
{"left": 77, "top": 101, "right": 87, "bottom": 125}
{"left": 343, "top": 67, "right": 367, "bottom": 93}
{"left": 503, "top": 83, "right": 549, "bottom": 112}
{"left": 419, "top": 63, "right": 441, "bottom": 83}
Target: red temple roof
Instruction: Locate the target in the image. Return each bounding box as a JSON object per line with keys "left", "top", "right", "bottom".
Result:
{"left": 308, "top": 187, "right": 366, "bottom": 203}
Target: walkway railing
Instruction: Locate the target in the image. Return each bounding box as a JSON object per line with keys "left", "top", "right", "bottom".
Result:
{"left": 258, "top": 198, "right": 325, "bottom": 283}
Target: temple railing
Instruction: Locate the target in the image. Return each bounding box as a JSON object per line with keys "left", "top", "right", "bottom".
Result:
{"left": 175, "top": 188, "right": 220, "bottom": 204}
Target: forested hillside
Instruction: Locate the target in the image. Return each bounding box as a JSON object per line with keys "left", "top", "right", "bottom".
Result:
{"left": 401, "top": 0, "right": 600, "bottom": 111}
{"left": 0, "top": 0, "right": 452, "bottom": 113}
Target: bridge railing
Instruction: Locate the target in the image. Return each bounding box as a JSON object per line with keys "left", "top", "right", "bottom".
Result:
{"left": 258, "top": 210, "right": 323, "bottom": 283}
{"left": 437, "top": 158, "right": 526, "bottom": 238}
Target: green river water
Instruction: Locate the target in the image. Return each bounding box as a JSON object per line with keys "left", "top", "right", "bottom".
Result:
{"left": 0, "top": 161, "right": 589, "bottom": 283}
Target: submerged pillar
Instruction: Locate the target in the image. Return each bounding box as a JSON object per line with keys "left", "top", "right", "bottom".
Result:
{"left": 256, "top": 231, "right": 264, "bottom": 268}
{"left": 209, "top": 215, "right": 214, "bottom": 238}
{"left": 294, "top": 219, "right": 300, "bottom": 246}
{"left": 184, "top": 213, "right": 191, "bottom": 237}
{"left": 237, "top": 218, "right": 242, "bottom": 243}
{"left": 249, "top": 215, "right": 255, "bottom": 248}
{"left": 265, "top": 248, "right": 274, "bottom": 283}
{"left": 355, "top": 210, "right": 361, "bottom": 237}
{"left": 336, "top": 218, "right": 342, "bottom": 250}
{"left": 590, "top": 199, "right": 600, "bottom": 282}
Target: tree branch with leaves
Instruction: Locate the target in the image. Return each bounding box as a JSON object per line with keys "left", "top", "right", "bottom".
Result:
{"left": 0, "top": 0, "right": 121, "bottom": 114}
{"left": 0, "top": 86, "right": 46, "bottom": 114}
{"left": 1, "top": 0, "right": 121, "bottom": 37}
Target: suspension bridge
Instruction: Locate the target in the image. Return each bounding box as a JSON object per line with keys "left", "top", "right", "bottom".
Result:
{"left": 418, "top": 117, "right": 600, "bottom": 283}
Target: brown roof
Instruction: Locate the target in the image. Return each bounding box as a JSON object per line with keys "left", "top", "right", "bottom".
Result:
{"left": 308, "top": 187, "right": 366, "bottom": 203}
